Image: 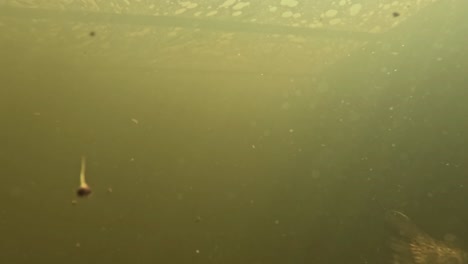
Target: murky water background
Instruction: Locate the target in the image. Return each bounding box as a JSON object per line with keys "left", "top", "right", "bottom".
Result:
{"left": 0, "top": 0, "right": 467, "bottom": 263}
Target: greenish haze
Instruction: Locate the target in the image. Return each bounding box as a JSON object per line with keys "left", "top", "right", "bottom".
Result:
{"left": 0, "top": 0, "right": 467, "bottom": 263}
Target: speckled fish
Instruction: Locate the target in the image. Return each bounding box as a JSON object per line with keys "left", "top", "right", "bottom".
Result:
{"left": 386, "top": 210, "right": 467, "bottom": 264}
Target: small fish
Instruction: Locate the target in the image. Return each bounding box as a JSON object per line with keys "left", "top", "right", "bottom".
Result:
{"left": 76, "top": 156, "right": 92, "bottom": 197}
{"left": 386, "top": 210, "right": 467, "bottom": 264}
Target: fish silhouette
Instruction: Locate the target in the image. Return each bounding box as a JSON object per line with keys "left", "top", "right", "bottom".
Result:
{"left": 386, "top": 210, "right": 468, "bottom": 264}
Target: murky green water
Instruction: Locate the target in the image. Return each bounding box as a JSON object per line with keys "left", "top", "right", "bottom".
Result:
{"left": 1, "top": 0, "right": 467, "bottom": 263}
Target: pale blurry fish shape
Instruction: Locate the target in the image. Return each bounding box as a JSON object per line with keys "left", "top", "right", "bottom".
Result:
{"left": 386, "top": 210, "right": 468, "bottom": 264}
